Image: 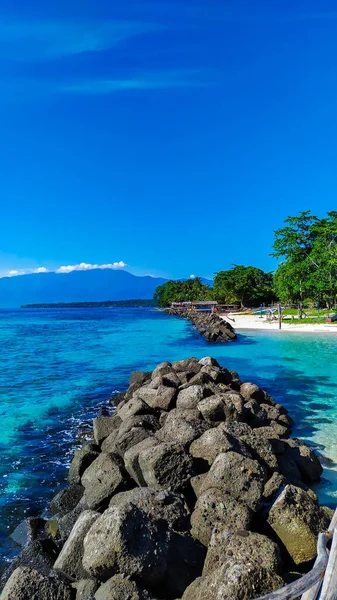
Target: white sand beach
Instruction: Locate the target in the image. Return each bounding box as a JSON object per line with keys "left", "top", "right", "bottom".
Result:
{"left": 221, "top": 313, "right": 337, "bottom": 333}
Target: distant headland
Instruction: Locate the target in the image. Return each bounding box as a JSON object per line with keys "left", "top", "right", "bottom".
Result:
{"left": 21, "top": 299, "right": 156, "bottom": 309}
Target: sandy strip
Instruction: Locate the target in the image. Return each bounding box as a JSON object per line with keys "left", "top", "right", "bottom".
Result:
{"left": 220, "top": 313, "right": 337, "bottom": 333}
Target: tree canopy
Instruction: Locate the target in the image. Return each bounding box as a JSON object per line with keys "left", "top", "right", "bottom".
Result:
{"left": 154, "top": 278, "right": 211, "bottom": 307}
{"left": 213, "top": 265, "right": 274, "bottom": 308}
{"left": 272, "top": 211, "right": 337, "bottom": 307}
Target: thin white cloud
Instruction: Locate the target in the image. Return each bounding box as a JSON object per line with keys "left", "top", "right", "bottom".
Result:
{"left": 56, "top": 262, "right": 127, "bottom": 274}
{"left": 7, "top": 267, "right": 49, "bottom": 277}
{"left": 190, "top": 274, "right": 196, "bottom": 279}
{"left": 58, "top": 70, "right": 210, "bottom": 94}
{"left": 0, "top": 18, "right": 160, "bottom": 61}
{"left": 3, "top": 263, "right": 127, "bottom": 278}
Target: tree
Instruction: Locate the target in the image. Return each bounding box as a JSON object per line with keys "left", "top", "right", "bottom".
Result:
{"left": 213, "top": 266, "right": 274, "bottom": 308}
{"left": 154, "top": 278, "right": 211, "bottom": 307}
{"left": 272, "top": 211, "right": 337, "bottom": 308}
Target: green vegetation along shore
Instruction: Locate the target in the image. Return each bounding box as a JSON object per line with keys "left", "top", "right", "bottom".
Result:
{"left": 21, "top": 299, "right": 156, "bottom": 309}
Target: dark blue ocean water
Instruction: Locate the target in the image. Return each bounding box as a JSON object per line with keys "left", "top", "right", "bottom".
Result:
{"left": 1, "top": 307, "right": 337, "bottom": 569}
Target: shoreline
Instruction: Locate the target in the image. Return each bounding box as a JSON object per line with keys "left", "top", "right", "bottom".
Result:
{"left": 221, "top": 313, "right": 337, "bottom": 333}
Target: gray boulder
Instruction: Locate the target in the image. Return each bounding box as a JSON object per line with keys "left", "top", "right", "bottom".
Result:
{"left": 118, "top": 397, "right": 153, "bottom": 421}
{"left": 182, "top": 559, "right": 284, "bottom": 600}
{"left": 137, "top": 385, "right": 177, "bottom": 411}
{"left": 115, "top": 426, "right": 154, "bottom": 457}
{"left": 81, "top": 453, "right": 127, "bottom": 510}
{"left": 1, "top": 567, "right": 73, "bottom": 600}
{"left": 200, "top": 451, "right": 267, "bottom": 511}
{"left": 267, "top": 484, "right": 330, "bottom": 564}
{"left": 191, "top": 488, "right": 252, "bottom": 546}
{"left": 156, "top": 415, "right": 210, "bottom": 445}
{"left": 108, "top": 488, "right": 189, "bottom": 532}
{"left": 203, "top": 529, "right": 282, "bottom": 575}
{"left": 176, "top": 385, "right": 205, "bottom": 409}
{"left": 124, "top": 437, "right": 159, "bottom": 486}
{"left": 93, "top": 415, "right": 121, "bottom": 445}
{"left": 58, "top": 497, "right": 89, "bottom": 541}
{"left": 138, "top": 442, "right": 195, "bottom": 491}
{"left": 282, "top": 438, "right": 323, "bottom": 483}
{"left": 50, "top": 484, "right": 84, "bottom": 516}
{"left": 190, "top": 425, "right": 251, "bottom": 466}
{"left": 54, "top": 510, "right": 100, "bottom": 581}
{"left": 94, "top": 574, "right": 157, "bottom": 600}
{"left": 73, "top": 579, "right": 99, "bottom": 600}
{"left": 83, "top": 501, "right": 170, "bottom": 584}
{"left": 69, "top": 443, "right": 100, "bottom": 485}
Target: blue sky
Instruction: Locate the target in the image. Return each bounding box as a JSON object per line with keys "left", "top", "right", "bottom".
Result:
{"left": 1, "top": 0, "right": 337, "bottom": 280}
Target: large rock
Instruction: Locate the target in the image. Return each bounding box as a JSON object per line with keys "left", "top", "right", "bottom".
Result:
{"left": 182, "top": 559, "right": 284, "bottom": 600}
{"left": 108, "top": 488, "right": 189, "bottom": 532}
{"left": 83, "top": 488, "right": 189, "bottom": 586}
{"left": 191, "top": 488, "right": 252, "bottom": 546}
{"left": 1, "top": 540, "right": 58, "bottom": 587}
{"left": 1, "top": 567, "right": 73, "bottom": 600}
{"left": 73, "top": 578, "right": 99, "bottom": 599}
{"left": 200, "top": 451, "right": 267, "bottom": 511}
{"left": 81, "top": 453, "right": 127, "bottom": 510}
{"left": 138, "top": 442, "right": 195, "bottom": 491}
{"left": 197, "top": 393, "right": 243, "bottom": 424}
{"left": 190, "top": 425, "right": 251, "bottom": 466}
{"left": 156, "top": 415, "right": 210, "bottom": 445}
{"left": 118, "top": 397, "right": 153, "bottom": 421}
{"left": 242, "top": 434, "right": 279, "bottom": 473}
{"left": 115, "top": 426, "right": 154, "bottom": 457}
{"left": 124, "top": 437, "right": 159, "bottom": 486}
{"left": 203, "top": 529, "right": 282, "bottom": 575}
{"left": 137, "top": 385, "right": 177, "bottom": 411}
{"left": 282, "top": 439, "right": 323, "bottom": 483}
{"left": 69, "top": 443, "right": 100, "bottom": 485}
{"left": 50, "top": 484, "right": 84, "bottom": 516}
{"left": 58, "top": 497, "right": 89, "bottom": 541}
{"left": 54, "top": 510, "right": 99, "bottom": 581}
{"left": 94, "top": 574, "right": 157, "bottom": 600}
{"left": 267, "top": 484, "right": 330, "bottom": 564}
{"left": 176, "top": 385, "right": 206, "bottom": 409}
{"left": 93, "top": 415, "right": 121, "bottom": 445}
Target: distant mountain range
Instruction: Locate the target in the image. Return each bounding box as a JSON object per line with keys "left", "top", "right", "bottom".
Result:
{"left": 0, "top": 269, "right": 213, "bottom": 308}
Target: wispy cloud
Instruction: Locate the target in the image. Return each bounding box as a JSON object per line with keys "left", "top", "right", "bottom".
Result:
{"left": 3, "top": 262, "right": 127, "bottom": 278}
{"left": 8, "top": 267, "right": 49, "bottom": 277}
{"left": 58, "top": 70, "right": 212, "bottom": 94}
{"left": 0, "top": 17, "right": 160, "bottom": 61}
{"left": 56, "top": 262, "right": 127, "bottom": 274}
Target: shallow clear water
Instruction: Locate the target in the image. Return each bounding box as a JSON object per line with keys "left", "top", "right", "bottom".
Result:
{"left": 1, "top": 308, "right": 337, "bottom": 568}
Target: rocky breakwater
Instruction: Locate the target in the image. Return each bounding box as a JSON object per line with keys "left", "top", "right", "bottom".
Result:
{"left": 165, "top": 307, "right": 236, "bottom": 342}
{"left": 1, "top": 357, "right": 332, "bottom": 600}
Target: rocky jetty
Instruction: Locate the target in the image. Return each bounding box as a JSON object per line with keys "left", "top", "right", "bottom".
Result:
{"left": 164, "top": 308, "right": 237, "bottom": 343}
{"left": 1, "top": 357, "right": 331, "bottom": 600}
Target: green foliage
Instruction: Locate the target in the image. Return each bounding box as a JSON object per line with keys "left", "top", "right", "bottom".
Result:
{"left": 273, "top": 211, "right": 337, "bottom": 307}
{"left": 154, "top": 278, "right": 212, "bottom": 307}
{"left": 21, "top": 299, "right": 156, "bottom": 309}
{"left": 213, "top": 265, "right": 274, "bottom": 308}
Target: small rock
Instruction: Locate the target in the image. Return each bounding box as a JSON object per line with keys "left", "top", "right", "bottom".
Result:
{"left": 124, "top": 437, "right": 159, "bottom": 486}
{"left": 73, "top": 578, "right": 99, "bottom": 600}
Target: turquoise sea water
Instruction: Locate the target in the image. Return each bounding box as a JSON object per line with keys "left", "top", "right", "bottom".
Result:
{"left": 1, "top": 307, "right": 337, "bottom": 569}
